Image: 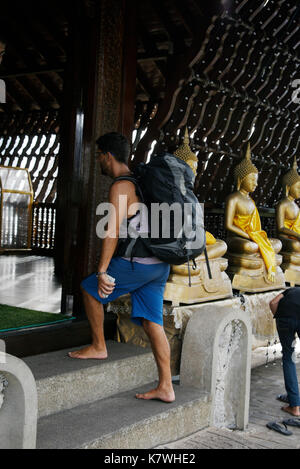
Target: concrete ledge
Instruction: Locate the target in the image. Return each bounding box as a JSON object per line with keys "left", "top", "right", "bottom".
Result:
{"left": 23, "top": 341, "right": 158, "bottom": 418}
{"left": 37, "top": 383, "right": 210, "bottom": 449}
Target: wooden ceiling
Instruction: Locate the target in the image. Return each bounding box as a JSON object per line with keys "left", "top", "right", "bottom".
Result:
{"left": 0, "top": 0, "right": 68, "bottom": 111}
{"left": 0, "top": 0, "right": 299, "bottom": 115}
{"left": 132, "top": 0, "right": 300, "bottom": 209}
{"left": 134, "top": 0, "right": 300, "bottom": 111}
{"left": 136, "top": 0, "right": 205, "bottom": 102}
{"left": 0, "top": 0, "right": 210, "bottom": 112}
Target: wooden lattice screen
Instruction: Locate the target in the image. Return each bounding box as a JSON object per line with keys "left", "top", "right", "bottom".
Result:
{"left": 133, "top": 1, "right": 300, "bottom": 207}
{"left": 0, "top": 110, "right": 60, "bottom": 251}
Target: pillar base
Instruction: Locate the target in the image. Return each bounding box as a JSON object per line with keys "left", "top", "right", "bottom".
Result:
{"left": 227, "top": 262, "right": 286, "bottom": 293}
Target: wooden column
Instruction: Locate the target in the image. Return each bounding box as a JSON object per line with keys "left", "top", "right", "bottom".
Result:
{"left": 119, "top": 0, "right": 137, "bottom": 139}
{"left": 55, "top": 0, "right": 86, "bottom": 314}
{"left": 81, "top": 0, "right": 137, "bottom": 285}
{"left": 55, "top": 0, "right": 137, "bottom": 316}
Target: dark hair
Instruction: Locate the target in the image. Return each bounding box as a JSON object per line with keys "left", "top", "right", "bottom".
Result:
{"left": 0, "top": 36, "right": 6, "bottom": 45}
{"left": 96, "top": 132, "right": 130, "bottom": 165}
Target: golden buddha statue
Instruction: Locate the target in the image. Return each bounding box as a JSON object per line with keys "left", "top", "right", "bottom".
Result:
{"left": 163, "top": 128, "right": 233, "bottom": 306}
{"left": 276, "top": 157, "right": 300, "bottom": 285}
{"left": 225, "top": 143, "right": 285, "bottom": 292}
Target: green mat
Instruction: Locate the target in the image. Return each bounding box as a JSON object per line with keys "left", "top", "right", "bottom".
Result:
{"left": 0, "top": 304, "right": 74, "bottom": 332}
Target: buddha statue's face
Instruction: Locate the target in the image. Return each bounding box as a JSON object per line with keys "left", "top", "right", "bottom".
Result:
{"left": 239, "top": 172, "right": 258, "bottom": 193}
{"left": 288, "top": 181, "right": 300, "bottom": 200}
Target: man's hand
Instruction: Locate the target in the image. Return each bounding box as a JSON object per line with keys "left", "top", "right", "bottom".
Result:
{"left": 267, "top": 267, "right": 276, "bottom": 283}
{"left": 98, "top": 274, "right": 115, "bottom": 299}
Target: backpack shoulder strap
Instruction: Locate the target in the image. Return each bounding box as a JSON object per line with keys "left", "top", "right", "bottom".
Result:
{"left": 112, "top": 176, "right": 144, "bottom": 203}
{"left": 113, "top": 175, "right": 137, "bottom": 184}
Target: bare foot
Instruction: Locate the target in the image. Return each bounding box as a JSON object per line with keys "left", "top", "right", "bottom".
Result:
{"left": 282, "top": 406, "right": 300, "bottom": 417}
{"left": 68, "top": 345, "right": 108, "bottom": 360}
{"left": 136, "top": 386, "right": 175, "bottom": 403}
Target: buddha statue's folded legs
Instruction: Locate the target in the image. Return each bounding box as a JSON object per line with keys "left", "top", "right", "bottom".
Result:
{"left": 206, "top": 238, "right": 228, "bottom": 258}
{"left": 280, "top": 237, "right": 300, "bottom": 254}
{"left": 227, "top": 236, "right": 282, "bottom": 256}
{"left": 226, "top": 236, "right": 283, "bottom": 282}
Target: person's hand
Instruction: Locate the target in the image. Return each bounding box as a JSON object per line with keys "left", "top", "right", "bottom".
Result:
{"left": 97, "top": 274, "right": 115, "bottom": 298}
{"left": 267, "top": 267, "right": 275, "bottom": 283}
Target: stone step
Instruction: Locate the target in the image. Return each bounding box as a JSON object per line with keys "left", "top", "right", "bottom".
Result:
{"left": 37, "top": 383, "right": 210, "bottom": 449}
{"left": 23, "top": 341, "right": 158, "bottom": 418}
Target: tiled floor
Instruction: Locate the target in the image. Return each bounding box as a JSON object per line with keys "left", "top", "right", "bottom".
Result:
{"left": 0, "top": 254, "right": 62, "bottom": 313}
{"left": 160, "top": 360, "right": 300, "bottom": 449}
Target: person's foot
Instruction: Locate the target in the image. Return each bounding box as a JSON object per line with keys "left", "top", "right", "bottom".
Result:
{"left": 282, "top": 405, "right": 300, "bottom": 417}
{"left": 68, "top": 345, "right": 108, "bottom": 360}
{"left": 136, "top": 386, "right": 175, "bottom": 403}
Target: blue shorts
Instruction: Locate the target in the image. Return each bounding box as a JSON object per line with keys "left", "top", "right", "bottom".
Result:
{"left": 81, "top": 257, "right": 170, "bottom": 327}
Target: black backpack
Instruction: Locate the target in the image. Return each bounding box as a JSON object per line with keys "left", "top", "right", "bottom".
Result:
{"left": 114, "top": 153, "right": 211, "bottom": 283}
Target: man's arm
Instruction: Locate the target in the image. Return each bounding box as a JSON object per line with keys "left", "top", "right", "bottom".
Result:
{"left": 97, "top": 181, "right": 131, "bottom": 297}
{"left": 269, "top": 293, "right": 284, "bottom": 316}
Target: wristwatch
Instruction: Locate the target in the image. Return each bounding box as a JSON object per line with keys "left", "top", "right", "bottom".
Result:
{"left": 96, "top": 272, "right": 107, "bottom": 278}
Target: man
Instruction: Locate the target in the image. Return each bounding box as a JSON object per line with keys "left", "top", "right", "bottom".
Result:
{"left": 270, "top": 288, "right": 300, "bottom": 417}
{"left": 69, "top": 132, "right": 175, "bottom": 403}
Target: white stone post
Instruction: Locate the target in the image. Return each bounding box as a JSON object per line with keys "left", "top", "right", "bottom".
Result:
{"left": 180, "top": 298, "right": 252, "bottom": 430}
{"left": 0, "top": 352, "right": 38, "bottom": 449}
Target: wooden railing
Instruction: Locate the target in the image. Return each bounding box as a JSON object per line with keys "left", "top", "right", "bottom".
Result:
{"left": 31, "top": 203, "right": 56, "bottom": 251}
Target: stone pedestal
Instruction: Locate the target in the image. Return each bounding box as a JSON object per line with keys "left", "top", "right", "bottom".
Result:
{"left": 227, "top": 253, "right": 286, "bottom": 293}
{"left": 109, "top": 289, "right": 285, "bottom": 379}
{"left": 163, "top": 257, "right": 233, "bottom": 306}
{"left": 0, "top": 351, "right": 38, "bottom": 449}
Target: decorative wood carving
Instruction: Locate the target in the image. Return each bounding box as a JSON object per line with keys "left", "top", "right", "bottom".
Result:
{"left": 133, "top": 2, "right": 300, "bottom": 211}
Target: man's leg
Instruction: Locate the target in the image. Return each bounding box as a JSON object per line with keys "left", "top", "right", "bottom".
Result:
{"left": 277, "top": 318, "right": 300, "bottom": 416}
{"left": 69, "top": 288, "right": 108, "bottom": 360}
{"left": 136, "top": 319, "right": 175, "bottom": 403}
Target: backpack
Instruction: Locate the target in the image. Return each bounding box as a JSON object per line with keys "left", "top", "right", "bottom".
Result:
{"left": 114, "top": 153, "right": 211, "bottom": 284}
